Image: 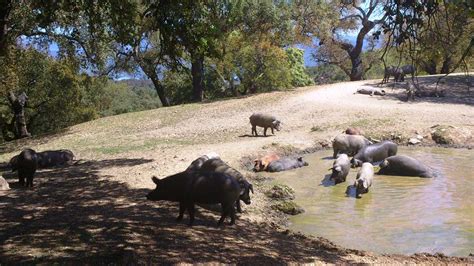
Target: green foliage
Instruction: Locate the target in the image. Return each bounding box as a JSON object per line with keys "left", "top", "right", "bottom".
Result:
{"left": 0, "top": 49, "right": 162, "bottom": 141}
{"left": 162, "top": 70, "right": 193, "bottom": 105}
{"left": 0, "top": 49, "right": 101, "bottom": 136}
{"left": 99, "top": 81, "right": 161, "bottom": 117}
{"left": 306, "top": 64, "right": 348, "bottom": 84}
{"left": 238, "top": 40, "right": 292, "bottom": 93}
{"left": 286, "top": 47, "right": 314, "bottom": 87}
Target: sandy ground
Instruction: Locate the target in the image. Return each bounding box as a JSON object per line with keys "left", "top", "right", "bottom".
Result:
{"left": 0, "top": 75, "right": 473, "bottom": 264}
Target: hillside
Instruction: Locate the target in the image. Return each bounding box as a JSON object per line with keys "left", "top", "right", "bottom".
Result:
{"left": 0, "top": 75, "right": 473, "bottom": 264}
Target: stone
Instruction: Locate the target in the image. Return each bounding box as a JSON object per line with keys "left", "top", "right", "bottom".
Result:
{"left": 0, "top": 176, "right": 10, "bottom": 190}
{"left": 408, "top": 138, "right": 421, "bottom": 145}
{"left": 430, "top": 125, "right": 472, "bottom": 145}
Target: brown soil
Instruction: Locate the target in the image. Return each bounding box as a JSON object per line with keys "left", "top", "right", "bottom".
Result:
{"left": 0, "top": 75, "right": 473, "bottom": 264}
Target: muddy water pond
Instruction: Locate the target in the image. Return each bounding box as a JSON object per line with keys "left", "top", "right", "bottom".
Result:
{"left": 267, "top": 147, "right": 473, "bottom": 256}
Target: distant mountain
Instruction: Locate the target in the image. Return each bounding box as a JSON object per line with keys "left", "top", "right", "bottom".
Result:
{"left": 116, "top": 79, "right": 154, "bottom": 88}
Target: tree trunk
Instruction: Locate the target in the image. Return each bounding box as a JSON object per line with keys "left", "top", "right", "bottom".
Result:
{"left": 421, "top": 60, "right": 437, "bottom": 75}
{"left": 349, "top": 54, "right": 364, "bottom": 81}
{"left": 191, "top": 53, "right": 204, "bottom": 102}
{"left": 440, "top": 56, "right": 452, "bottom": 74}
{"left": 149, "top": 75, "right": 170, "bottom": 107}
{"left": 7, "top": 91, "right": 31, "bottom": 139}
{"left": 138, "top": 62, "right": 170, "bottom": 107}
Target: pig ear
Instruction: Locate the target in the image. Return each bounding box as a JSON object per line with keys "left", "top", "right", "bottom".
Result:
{"left": 152, "top": 176, "right": 161, "bottom": 185}
{"left": 297, "top": 157, "right": 303, "bottom": 161}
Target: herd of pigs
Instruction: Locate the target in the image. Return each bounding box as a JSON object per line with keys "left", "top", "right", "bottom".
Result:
{"left": 2, "top": 113, "right": 434, "bottom": 226}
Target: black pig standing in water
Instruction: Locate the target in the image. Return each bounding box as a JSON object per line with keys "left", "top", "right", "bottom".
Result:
{"left": 146, "top": 171, "right": 240, "bottom": 226}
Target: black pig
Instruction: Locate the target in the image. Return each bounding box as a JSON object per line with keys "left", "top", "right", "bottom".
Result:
{"left": 146, "top": 171, "right": 240, "bottom": 226}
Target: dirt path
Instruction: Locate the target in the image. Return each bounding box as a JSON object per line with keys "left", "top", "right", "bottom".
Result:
{"left": 0, "top": 76, "right": 473, "bottom": 264}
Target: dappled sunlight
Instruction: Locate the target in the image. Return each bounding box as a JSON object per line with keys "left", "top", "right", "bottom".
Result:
{"left": 0, "top": 157, "right": 356, "bottom": 264}
{"left": 365, "top": 75, "right": 473, "bottom": 106}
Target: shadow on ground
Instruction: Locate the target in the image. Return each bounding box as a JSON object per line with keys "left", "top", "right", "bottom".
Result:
{"left": 0, "top": 157, "right": 355, "bottom": 264}
{"left": 365, "top": 75, "right": 473, "bottom": 106}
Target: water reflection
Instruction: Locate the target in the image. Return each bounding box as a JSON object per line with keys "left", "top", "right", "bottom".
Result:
{"left": 268, "top": 147, "right": 474, "bottom": 256}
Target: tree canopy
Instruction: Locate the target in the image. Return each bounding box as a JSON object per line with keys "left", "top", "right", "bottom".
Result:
{"left": 0, "top": 0, "right": 472, "bottom": 141}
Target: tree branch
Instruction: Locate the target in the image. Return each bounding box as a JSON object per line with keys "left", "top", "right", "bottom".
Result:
{"left": 24, "top": 30, "right": 92, "bottom": 60}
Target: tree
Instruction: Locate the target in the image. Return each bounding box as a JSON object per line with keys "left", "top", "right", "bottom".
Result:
{"left": 148, "top": 1, "right": 241, "bottom": 102}
{"left": 414, "top": 3, "right": 472, "bottom": 74}
{"left": 0, "top": 0, "right": 138, "bottom": 139}
{"left": 286, "top": 47, "right": 314, "bottom": 87}
{"left": 312, "top": 0, "right": 388, "bottom": 81}
{"left": 380, "top": 0, "right": 473, "bottom": 76}
{"left": 111, "top": 5, "right": 171, "bottom": 107}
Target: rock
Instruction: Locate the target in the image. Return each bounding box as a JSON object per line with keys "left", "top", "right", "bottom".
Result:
{"left": 0, "top": 176, "right": 10, "bottom": 190}
{"left": 265, "top": 184, "right": 295, "bottom": 200}
{"left": 408, "top": 138, "right": 421, "bottom": 145}
{"left": 430, "top": 125, "right": 472, "bottom": 145}
{"left": 271, "top": 200, "right": 305, "bottom": 215}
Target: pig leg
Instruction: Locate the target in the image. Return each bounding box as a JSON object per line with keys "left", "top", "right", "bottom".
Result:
{"left": 264, "top": 127, "right": 268, "bottom": 137}
{"left": 229, "top": 204, "right": 236, "bottom": 225}
{"left": 252, "top": 125, "right": 258, "bottom": 136}
{"left": 26, "top": 175, "right": 33, "bottom": 188}
{"left": 333, "top": 149, "right": 338, "bottom": 159}
{"left": 271, "top": 127, "right": 274, "bottom": 134}
{"left": 18, "top": 175, "right": 25, "bottom": 186}
{"left": 235, "top": 200, "right": 242, "bottom": 213}
{"left": 176, "top": 201, "right": 186, "bottom": 221}
{"left": 218, "top": 203, "right": 231, "bottom": 226}
{"left": 18, "top": 170, "right": 25, "bottom": 186}
{"left": 187, "top": 202, "right": 195, "bottom": 226}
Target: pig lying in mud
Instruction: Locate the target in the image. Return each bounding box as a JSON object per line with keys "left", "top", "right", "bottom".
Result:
{"left": 253, "top": 154, "right": 280, "bottom": 172}
{"left": 16, "top": 148, "right": 38, "bottom": 187}
{"left": 351, "top": 141, "right": 398, "bottom": 167}
{"left": 378, "top": 155, "right": 433, "bottom": 178}
{"left": 332, "top": 134, "right": 372, "bottom": 158}
{"left": 249, "top": 113, "right": 281, "bottom": 137}
{"left": 146, "top": 171, "right": 240, "bottom": 226}
{"left": 199, "top": 158, "right": 253, "bottom": 213}
{"left": 36, "top": 149, "right": 75, "bottom": 168}
{"left": 355, "top": 162, "right": 374, "bottom": 198}
{"left": 266, "top": 157, "right": 308, "bottom": 172}
{"left": 329, "top": 154, "right": 350, "bottom": 184}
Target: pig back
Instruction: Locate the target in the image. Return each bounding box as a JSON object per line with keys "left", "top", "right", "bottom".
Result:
{"left": 249, "top": 113, "right": 277, "bottom": 127}
{"left": 199, "top": 158, "right": 244, "bottom": 182}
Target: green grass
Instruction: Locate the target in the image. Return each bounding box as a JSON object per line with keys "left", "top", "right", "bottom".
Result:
{"left": 93, "top": 138, "right": 195, "bottom": 155}
{"left": 349, "top": 118, "right": 394, "bottom": 128}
